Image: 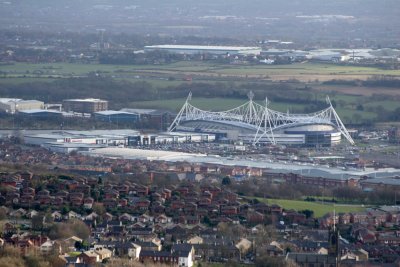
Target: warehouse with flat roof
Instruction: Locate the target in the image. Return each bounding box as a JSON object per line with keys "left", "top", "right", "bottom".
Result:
{"left": 18, "top": 109, "right": 63, "bottom": 118}
{"left": 0, "top": 98, "right": 44, "bottom": 114}
{"left": 94, "top": 110, "right": 140, "bottom": 123}
{"left": 144, "top": 45, "right": 261, "bottom": 55}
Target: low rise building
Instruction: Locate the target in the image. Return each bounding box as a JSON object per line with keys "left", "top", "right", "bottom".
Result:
{"left": 0, "top": 98, "right": 44, "bottom": 114}
{"left": 94, "top": 110, "right": 140, "bottom": 123}
{"left": 63, "top": 98, "right": 108, "bottom": 113}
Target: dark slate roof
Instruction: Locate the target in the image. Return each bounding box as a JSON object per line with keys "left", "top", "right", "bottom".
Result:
{"left": 115, "top": 242, "right": 136, "bottom": 249}
{"left": 287, "top": 253, "right": 337, "bottom": 264}
{"left": 173, "top": 250, "right": 191, "bottom": 257}
{"left": 172, "top": 243, "right": 193, "bottom": 252}
{"left": 134, "top": 241, "right": 159, "bottom": 248}
{"left": 291, "top": 240, "right": 329, "bottom": 250}
{"left": 95, "top": 240, "right": 118, "bottom": 247}
{"left": 140, "top": 250, "right": 173, "bottom": 257}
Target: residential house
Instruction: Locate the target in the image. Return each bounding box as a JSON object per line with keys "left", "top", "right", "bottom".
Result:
{"left": 94, "top": 247, "right": 112, "bottom": 262}
{"left": 139, "top": 250, "right": 178, "bottom": 265}
{"left": 40, "top": 240, "right": 60, "bottom": 255}
{"left": 134, "top": 240, "right": 162, "bottom": 251}
{"left": 115, "top": 242, "right": 140, "bottom": 259}
{"left": 79, "top": 251, "right": 100, "bottom": 264}
{"left": 83, "top": 197, "right": 94, "bottom": 209}
{"left": 247, "top": 211, "right": 265, "bottom": 224}
{"left": 172, "top": 243, "right": 195, "bottom": 267}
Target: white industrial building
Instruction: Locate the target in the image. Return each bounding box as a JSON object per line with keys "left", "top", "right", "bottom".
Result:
{"left": 23, "top": 130, "right": 216, "bottom": 153}
{"left": 144, "top": 45, "right": 261, "bottom": 55}
{"left": 0, "top": 98, "right": 44, "bottom": 114}
{"left": 128, "top": 132, "right": 215, "bottom": 146}
{"left": 43, "top": 143, "right": 107, "bottom": 154}
{"left": 24, "top": 130, "right": 140, "bottom": 147}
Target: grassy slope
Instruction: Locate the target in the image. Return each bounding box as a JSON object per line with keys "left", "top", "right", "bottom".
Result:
{"left": 257, "top": 198, "right": 365, "bottom": 218}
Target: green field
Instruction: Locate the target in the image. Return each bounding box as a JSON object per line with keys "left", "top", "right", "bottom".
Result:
{"left": 213, "top": 63, "right": 400, "bottom": 76}
{"left": 1, "top": 61, "right": 399, "bottom": 123}
{"left": 129, "top": 97, "right": 309, "bottom": 112}
{"left": 257, "top": 198, "right": 366, "bottom": 218}
{"left": 1, "top": 62, "right": 400, "bottom": 80}
{"left": 364, "top": 100, "right": 400, "bottom": 111}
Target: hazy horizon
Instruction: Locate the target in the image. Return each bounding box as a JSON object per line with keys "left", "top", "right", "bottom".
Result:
{"left": 0, "top": 0, "right": 399, "bottom": 45}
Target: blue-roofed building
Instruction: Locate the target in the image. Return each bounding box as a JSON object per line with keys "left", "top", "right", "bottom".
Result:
{"left": 93, "top": 110, "right": 139, "bottom": 123}
{"left": 17, "top": 109, "right": 63, "bottom": 118}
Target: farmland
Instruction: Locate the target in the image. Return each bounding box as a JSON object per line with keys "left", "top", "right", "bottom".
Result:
{"left": 1, "top": 61, "right": 400, "bottom": 82}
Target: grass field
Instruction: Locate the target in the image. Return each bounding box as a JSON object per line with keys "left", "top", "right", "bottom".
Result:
{"left": 364, "top": 100, "right": 400, "bottom": 111}
{"left": 1, "top": 61, "right": 399, "bottom": 123}
{"left": 213, "top": 63, "right": 400, "bottom": 76}
{"left": 1, "top": 62, "right": 400, "bottom": 81}
{"left": 257, "top": 198, "right": 366, "bottom": 218}
{"left": 129, "top": 97, "right": 310, "bottom": 112}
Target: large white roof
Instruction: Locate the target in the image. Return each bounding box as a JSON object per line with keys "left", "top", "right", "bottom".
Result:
{"left": 145, "top": 45, "right": 261, "bottom": 51}
{"left": 18, "top": 109, "right": 61, "bottom": 114}
{"left": 63, "top": 98, "right": 107, "bottom": 103}
{"left": 84, "top": 147, "right": 400, "bottom": 180}
{"left": 94, "top": 110, "right": 137, "bottom": 116}
{"left": 0, "top": 98, "right": 22, "bottom": 103}
{"left": 86, "top": 147, "right": 206, "bottom": 161}
{"left": 0, "top": 98, "right": 42, "bottom": 104}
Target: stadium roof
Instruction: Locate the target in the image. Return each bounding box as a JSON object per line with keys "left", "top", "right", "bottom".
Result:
{"left": 169, "top": 93, "right": 355, "bottom": 145}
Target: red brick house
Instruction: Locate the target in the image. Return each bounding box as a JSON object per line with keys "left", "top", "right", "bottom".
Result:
{"left": 247, "top": 211, "right": 266, "bottom": 224}
{"left": 221, "top": 206, "right": 238, "bottom": 216}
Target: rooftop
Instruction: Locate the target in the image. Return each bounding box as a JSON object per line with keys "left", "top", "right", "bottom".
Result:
{"left": 120, "top": 108, "right": 173, "bottom": 115}
{"left": 94, "top": 110, "right": 138, "bottom": 116}
{"left": 18, "top": 109, "right": 61, "bottom": 114}
{"left": 0, "top": 98, "right": 22, "bottom": 103}
{"left": 85, "top": 147, "right": 206, "bottom": 161}
{"left": 361, "top": 178, "right": 400, "bottom": 186}
{"left": 144, "top": 45, "right": 261, "bottom": 51}
{"left": 0, "top": 98, "right": 43, "bottom": 104}
{"left": 63, "top": 98, "right": 107, "bottom": 103}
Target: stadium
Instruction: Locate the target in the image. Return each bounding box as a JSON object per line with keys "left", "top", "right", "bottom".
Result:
{"left": 168, "top": 93, "right": 354, "bottom": 147}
